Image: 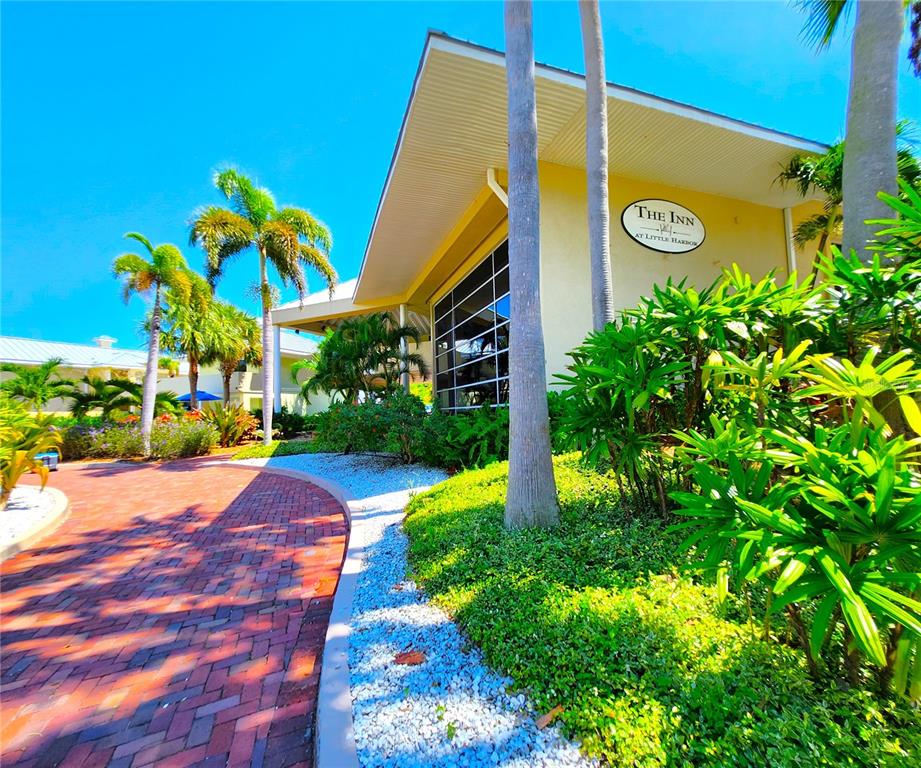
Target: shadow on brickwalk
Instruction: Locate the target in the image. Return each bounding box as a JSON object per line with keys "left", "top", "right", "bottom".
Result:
{"left": 0, "top": 458, "right": 348, "bottom": 768}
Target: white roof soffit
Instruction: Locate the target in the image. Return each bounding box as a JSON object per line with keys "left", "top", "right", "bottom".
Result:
{"left": 354, "top": 32, "right": 827, "bottom": 303}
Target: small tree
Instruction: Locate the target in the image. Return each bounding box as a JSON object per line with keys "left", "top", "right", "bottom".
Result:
{"left": 211, "top": 302, "right": 262, "bottom": 404}
{"left": 158, "top": 277, "right": 215, "bottom": 410}
{"left": 0, "top": 358, "right": 72, "bottom": 414}
{"left": 113, "top": 233, "right": 198, "bottom": 454}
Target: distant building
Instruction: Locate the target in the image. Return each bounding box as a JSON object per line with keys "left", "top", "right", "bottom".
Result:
{"left": 0, "top": 331, "right": 323, "bottom": 415}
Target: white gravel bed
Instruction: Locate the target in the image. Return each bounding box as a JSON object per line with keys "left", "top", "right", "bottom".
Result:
{"left": 254, "top": 452, "right": 597, "bottom": 768}
{"left": 2, "top": 485, "right": 59, "bottom": 549}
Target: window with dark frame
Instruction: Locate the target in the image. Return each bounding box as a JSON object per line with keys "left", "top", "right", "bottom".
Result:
{"left": 432, "top": 241, "right": 510, "bottom": 412}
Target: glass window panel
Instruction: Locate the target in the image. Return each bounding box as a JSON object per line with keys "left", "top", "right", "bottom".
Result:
{"left": 497, "top": 378, "right": 510, "bottom": 404}
{"left": 434, "top": 309, "right": 453, "bottom": 340}
{"left": 437, "top": 389, "right": 455, "bottom": 410}
{"left": 455, "top": 355, "right": 497, "bottom": 387}
{"left": 495, "top": 322, "right": 509, "bottom": 352}
{"left": 453, "top": 281, "right": 494, "bottom": 325}
{"left": 494, "top": 265, "right": 509, "bottom": 299}
{"left": 493, "top": 294, "right": 510, "bottom": 323}
{"left": 456, "top": 381, "right": 497, "bottom": 408}
{"left": 452, "top": 259, "right": 492, "bottom": 304}
{"left": 493, "top": 241, "right": 509, "bottom": 271}
{"left": 432, "top": 240, "right": 512, "bottom": 413}
{"left": 454, "top": 311, "right": 495, "bottom": 350}
{"left": 436, "top": 371, "right": 454, "bottom": 393}
{"left": 497, "top": 350, "right": 509, "bottom": 379}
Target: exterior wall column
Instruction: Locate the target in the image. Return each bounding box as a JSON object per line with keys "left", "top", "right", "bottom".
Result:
{"left": 399, "top": 304, "right": 410, "bottom": 393}
{"left": 273, "top": 324, "right": 282, "bottom": 410}
{"left": 783, "top": 207, "right": 796, "bottom": 278}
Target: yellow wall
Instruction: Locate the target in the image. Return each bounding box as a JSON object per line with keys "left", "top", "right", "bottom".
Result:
{"left": 538, "top": 162, "right": 792, "bottom": 379}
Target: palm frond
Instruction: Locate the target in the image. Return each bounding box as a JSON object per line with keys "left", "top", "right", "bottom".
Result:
{"left": 124, "top": 231, "right": 154, "bottom": 255}
{"left": 794, "top": 212, "right": 838, "bottom": 247}
{"left": 298, "top": 243, "right": 338, "bottom": 297}
{"left": 214, "top": 167, "right": 276, "bottom": 227}
{"left": 798, "top": 0, "right": 850, "bottom": 49}
{"left": 275, "top": 207, "right": 333, "bottom": 252}
{"left": 189, "top": 206, "right": 255, "bottom": 285}
{"left": 263, "top": 220, "right": 307, "bottom": 297}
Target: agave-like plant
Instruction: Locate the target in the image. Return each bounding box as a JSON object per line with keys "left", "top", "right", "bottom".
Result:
{"left": 0, "top": 395, "right": 62, "bottom": 509}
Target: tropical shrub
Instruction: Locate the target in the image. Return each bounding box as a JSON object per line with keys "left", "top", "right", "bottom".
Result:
{"left": 313, "top": 399, "right": 391, "bottom": 456}
{"left": 298, "top": 313, "right": 429, "bottom": 403}
{"left": 553, "top": 192, "right": 921, "bottom": 699}
{"left": 202, "top": 403, "right": 258, "bottom": 447}
{"left": 60, "top": 419, "right": 216, "bottom": 461}
{"left": 253, "top": 406, "right": 317, "bottom": 439}
{"left": 0, "top": 395, "right": 62, "bottom": 508}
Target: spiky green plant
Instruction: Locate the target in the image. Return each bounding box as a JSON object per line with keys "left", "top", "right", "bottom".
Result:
{"left": 0, "top": 358, "right": 73, "bottom": 414}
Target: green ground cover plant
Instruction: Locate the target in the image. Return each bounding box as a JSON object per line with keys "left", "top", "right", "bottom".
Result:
{"left": 232, "top": 439, "right": 319, "bottom": 460}
{"left": 405, "top": 456, "right": 921, "bottom": 766}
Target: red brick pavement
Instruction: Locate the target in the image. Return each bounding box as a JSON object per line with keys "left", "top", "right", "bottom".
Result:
{"left": 0, "top": 457, "right": 348, "bottom": 768}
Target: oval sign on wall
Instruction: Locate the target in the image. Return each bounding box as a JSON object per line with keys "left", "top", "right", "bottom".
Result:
{"left": 621, "top": 199, "right": 706, "bottom": 254}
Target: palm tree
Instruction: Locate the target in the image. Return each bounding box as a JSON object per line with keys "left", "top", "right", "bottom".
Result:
{"left": 503, "top": 0, "right": 560, "bottom": 530}
{"left": 294, "top": 313, "right": 428, "bottom": 403}
{"left": 293, "top": 330, "right": 363, "bottom": 405}
{"left": 800, "top": 1, "right": 904, "bottom": 262}
{"left": 158, "top": 279, "right": 215, "bottom": 411}
{"left": 189, "top": 169, "right": 337, "bottom": 444}
{"left": 211, "top": 301, "right": 262, "bottom": 404}
{"left": 67, "top": 376, "right": 180, "bottom": 418}
{"left": 341, "top": 312, "right": 429, "bottom": 395}
{"left": 113, "top": 233, "right": 198, "bottom": 454}
{"left": 778, "top": 128, "right": 921, "bottom": 281}
{"left": 579, "top": 0, "right": 615, "bottom": 330}
{"left": 0, "top": 358, "right": 73, "bottom": 414}
{"left": 159, "top": 357, "right": 180, "bottom": 377}
{"left": 778, "top": 141, "right": 844, "bottom": 281}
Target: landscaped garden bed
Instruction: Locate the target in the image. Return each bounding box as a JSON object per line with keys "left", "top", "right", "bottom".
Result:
{"left": 404, "top": 456, "right": 921, "bottom": 766}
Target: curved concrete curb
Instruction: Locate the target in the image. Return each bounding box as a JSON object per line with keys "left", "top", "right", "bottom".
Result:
{"left": 219, "top": 461, "right": 362, "bottom": 768}
{"left": 0, "top": 486, "right": 70, "bottom": 562}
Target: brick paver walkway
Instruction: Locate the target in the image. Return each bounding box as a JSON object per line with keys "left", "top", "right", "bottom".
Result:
{"left": 0, "top": 458, "right": 348, "bottom": 768}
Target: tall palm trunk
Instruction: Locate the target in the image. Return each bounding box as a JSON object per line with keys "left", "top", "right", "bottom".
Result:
{"left": 221, "top": 362, "right": 234, "bottom": 404}
{"left": 504, "top": 0, "right": 560, "bottom": 530}
{"left": 579, "top": 0, "right": 615, "bottom": 330}
{"left": 140, "top": 284, "right": 161, "bottom": 455}
{"left": 189, "top": 357, "right": 199, "bottom": 411}
{"left": 842, "top": 0, "right": 902, "bottom": 262}
{"left": 259, "top": 246, "right": 274, "bottom": 445}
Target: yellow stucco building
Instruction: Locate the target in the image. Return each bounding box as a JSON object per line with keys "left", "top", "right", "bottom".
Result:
{"left": 272, "top": 33, "right": 826, "bottom": 411}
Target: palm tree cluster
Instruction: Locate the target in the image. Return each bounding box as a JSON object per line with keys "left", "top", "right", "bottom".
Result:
{"left": 292, "top": 312, "right": 428, "bottom": 404}
{"left": 100, "top": 168, "right": 336, "bottom": 454}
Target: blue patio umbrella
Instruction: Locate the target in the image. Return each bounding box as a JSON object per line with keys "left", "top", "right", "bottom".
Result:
{"left": 176, "top": 390, "right": 222, "bottom": 403}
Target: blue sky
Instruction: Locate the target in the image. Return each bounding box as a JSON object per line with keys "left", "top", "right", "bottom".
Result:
{"left": 2, "top": 1, "right": 920, "bottom": 350}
